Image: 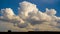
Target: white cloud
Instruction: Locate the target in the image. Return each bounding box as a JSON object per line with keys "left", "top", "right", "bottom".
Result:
{"left": 18, "top": 1, "right": 38, "bottom": 17}
{"left": 0, "top": 1, "right": 60, "bottom": 32}
{"left": 45, "top": 8, "right": 56, "bottom": 16}
{"left": 0, "top": 8, "right": 15, "bottom": 20}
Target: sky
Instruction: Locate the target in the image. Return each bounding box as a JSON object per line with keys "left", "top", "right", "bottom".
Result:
{"left": 0, "top": 0, "right": 60, "bottom": 17}
{"left": 0, "top": 0, "right": 60, "bottom": 31}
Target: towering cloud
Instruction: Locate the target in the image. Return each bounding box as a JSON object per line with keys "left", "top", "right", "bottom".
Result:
{"left": 18, "top": 1, "right": 38, "bottom": 19}
{"left": 0, "top": 1, "right": 60, "bottom": 32}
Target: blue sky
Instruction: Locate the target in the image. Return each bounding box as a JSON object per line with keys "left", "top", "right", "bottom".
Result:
{"left": 0, "top": 0, "right": 60, "bottom": 17}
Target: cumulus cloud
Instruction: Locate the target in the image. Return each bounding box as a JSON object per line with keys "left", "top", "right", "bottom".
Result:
{"left": 0, "top": 8, "right": 15, "bottom": 20}
{"left": 18, "top": 1, "right": 38, "bottom": 18}
{"left": 45, "top": 8, "right": 56, "bottom": 16}
{"left": 0, "top": 1, "right": 60, "bottom": 32}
